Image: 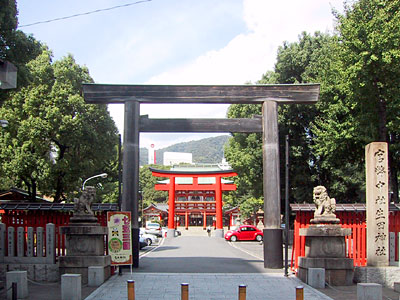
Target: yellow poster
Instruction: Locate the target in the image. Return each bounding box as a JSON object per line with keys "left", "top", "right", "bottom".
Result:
{"left": 107, "top": 211, "right": 132, "bottom": 265}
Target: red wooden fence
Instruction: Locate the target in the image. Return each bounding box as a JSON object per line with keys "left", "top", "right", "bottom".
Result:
{"left": 292, "top": 210, "right": 400, "bottom": 271}
{"left": 389, "top": 211, "right": 400, "bottom": 261}
{"left": 1, "top": 210, "right": 109, "bottom": 257}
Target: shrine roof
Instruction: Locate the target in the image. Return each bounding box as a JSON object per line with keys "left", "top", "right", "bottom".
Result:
{"left": 149, "top": 167, "right": 237, "bottom": 176}
{"left": 0, "top": 202, "right": 119, "bottom": 211}
{"left": 291, "top": 203, "right": 400, "bottom": 212}
{"left": 0, "top": 187, "right": 51, "bottom": 203}
{"left": 157, "top": 178, "right": 234, "bottom": 185}
{"left": 224, "top": 206, "right": 240, "bottom": 213}
{"left": 143, "top": 203, "right": 169, "bottom": 213}
{"left": 172, "top": 165, "right": 229, "bottom": 172}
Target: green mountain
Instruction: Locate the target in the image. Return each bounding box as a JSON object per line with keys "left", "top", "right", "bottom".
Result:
{"left": 139, "top": 135, "right": 230, "bottom": 165}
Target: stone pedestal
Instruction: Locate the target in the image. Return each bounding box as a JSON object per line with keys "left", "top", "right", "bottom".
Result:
{"left": 298, "top": 224, "right": 354, "bottom": 286}
{"left": 61, "top": 274, "right": 81, "bottom": 300}
{"left": 166, "top": 229, "right": 176, "bottom": 238}
{"left": 214, "top": 228, "right": 224, "bottom": 238}
{"left": 59, "top": 219, "right": 111, "bottom": 284}
{"left": 6, "top": 270, "right": 28, "bottom": 300}
{"left": 357, "top": 283, "right": 382, "bottom": 300}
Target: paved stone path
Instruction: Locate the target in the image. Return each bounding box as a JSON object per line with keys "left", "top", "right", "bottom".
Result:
{"left": 85, "top": 236, "right": 332, "bottom": 299}
{"left": 85, "top": 272, "right": 332, "bottom": 300}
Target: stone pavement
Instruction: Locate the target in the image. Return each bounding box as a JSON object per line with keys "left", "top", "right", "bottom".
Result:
{"left": 5, "top": 229, "right": 400, "bottom": 299}
{"left": 11, "top": 270, "right": 400, "bottom": 300}
{"left": 85, "top": 235, "right": 332, "bottom": 300}
{"left": 85, "top": 272, "right": 332, "bottom": 300}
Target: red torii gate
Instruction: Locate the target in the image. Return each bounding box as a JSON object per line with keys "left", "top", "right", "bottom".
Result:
{"left": 150, "top": 167, "right": 237, "bottom": 236}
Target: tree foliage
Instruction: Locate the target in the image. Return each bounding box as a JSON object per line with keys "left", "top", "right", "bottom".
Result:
{"left": 0, "top": 50, "right": 119, "bottom": 202}
{"left": 139, "top": 165, "right": 169, "bottom": 209}
{"left": 334, "top": 0, "right": 400, "bottom": 200}
{"left": 225, "top": 0, "right": 400, "bottom": 207}
{"left": 225, "top": 32, "right": 334, "bottom": 206}
{"left": 224, "top": 104, "right": 262, "bottom": 200}
{"left": 312, "top": 0, "right": 400, "bottom": 201}
{"left": 0, "top": 0, "right": 42, "bottom": 93}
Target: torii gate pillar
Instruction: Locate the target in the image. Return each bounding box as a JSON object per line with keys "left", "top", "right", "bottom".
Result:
{"left": 262, "top": 101, "right": 283, "bottom": 268}
{"left": 122, "top": 101, "right": 140, "bottom": 268}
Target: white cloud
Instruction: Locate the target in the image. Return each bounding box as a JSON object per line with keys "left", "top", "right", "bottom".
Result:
{"left": 108, "top": 0, "right": 344, "bottom": 148}
{"left": 147, "top": 0, "right": 343, "bottom": 86}
{"left": 147, "top": 32, "right": 270, "bottom": 85}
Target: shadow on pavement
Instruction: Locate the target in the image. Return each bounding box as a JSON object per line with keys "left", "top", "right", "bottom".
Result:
{"left": 137, "top": 256, "right": 264, "bottom": 273}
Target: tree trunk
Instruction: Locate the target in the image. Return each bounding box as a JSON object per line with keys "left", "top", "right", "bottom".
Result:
{"left": 374, "top": 81, "right": 396, "bottom": 201}
{"left": 391, "top": 164, "right": 399, "bottom": 203}
{"left": 31, "top": 180, "right": 37, "bottom": 202}
{"left": 52, "top": 141, "right": 67, "bottom": 203}
{"left": 377, "top": 97, "right": 387, "bottom": 142}
{"left": 53, "top": 173, "right": 65, "bottom": 203}
{"left": 389, "top": 136, "right": 399, "bottom": 203}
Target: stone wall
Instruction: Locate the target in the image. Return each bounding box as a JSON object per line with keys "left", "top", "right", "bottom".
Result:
{"left": 0, "top": 222, "right": 58, "bottom": 283}
{"left": 0, "top": 263, "right": 59, "bottom": 282}
{"left": 354, "top": 266, "right": 400, "bottom": 288}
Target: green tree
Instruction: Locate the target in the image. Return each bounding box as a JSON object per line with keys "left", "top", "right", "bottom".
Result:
{"left": 139, "top": 165, "right": 169, "bottom": 209}
{"left": 333, "top": 0, "right": 400, "bottom": 201}
{"left": 0, "top": 50, "right": 119, "bottom": 202}
{"left": 310, "top": 35, "right": 366, "bottom": 201}
{"left": 237, "top": 195, "right": 263, "bottom": 223}
{"left": 225, "top": 1, "right": 400, "bottom": 206}
{"left": 224, "top": 104, "right": 262, "bottom": 202}
{"left": 225, "top": 32, "right": 336, "bottom": 205}
{"left": 0, "top": 0, "right": 42, "bottom": 93}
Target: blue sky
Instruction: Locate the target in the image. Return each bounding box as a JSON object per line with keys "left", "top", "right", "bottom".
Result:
{"left": 17, "top": 0, "right": 344, "bottom": 149}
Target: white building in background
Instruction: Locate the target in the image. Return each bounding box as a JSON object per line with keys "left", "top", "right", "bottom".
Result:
{"left": 163, "top": 152, "right": 192, "bottom": 166}
{"left": 148, "top": 144, "right": 156, "bottom": 164}
{"left": 218, "top": 158, "right": 231, "bottom": 170}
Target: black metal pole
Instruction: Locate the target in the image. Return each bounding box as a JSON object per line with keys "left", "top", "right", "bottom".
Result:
{"left": 118, "top": 134, "right": 123, "bottom": 276}
{"left": 284, "top": 135, "right": 290, "bottom": 276}
{"left": 118, "top": 134, "right": 122, "bottom": 210}
{"left": 12, "top": 282, "right": 17, "bottom": 300}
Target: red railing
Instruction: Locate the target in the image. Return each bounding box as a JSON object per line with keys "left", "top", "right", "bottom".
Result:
{"left": 1, "top": 210, "right": 108, "bottom": 257}
{"left": 389, "top": 211, "right": 400, "bottom": 261}
{"left": 292, "top": 211, "right": 367, "bottom": 270}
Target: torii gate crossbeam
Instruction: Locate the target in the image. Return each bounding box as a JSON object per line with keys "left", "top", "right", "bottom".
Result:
{"left": 83, "top": 83, "right": 319, "bottom": 269}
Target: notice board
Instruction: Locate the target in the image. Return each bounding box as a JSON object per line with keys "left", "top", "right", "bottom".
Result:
{"left": 107, "top": 211, "right": 132, "bottom": 265}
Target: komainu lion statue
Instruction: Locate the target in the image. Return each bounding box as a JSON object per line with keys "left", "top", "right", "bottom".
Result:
{"left": 313, "top": 186, "right": 337, "bottom": 221}
{"left": 74, "top": 186, "right": 96, "bottom": 216}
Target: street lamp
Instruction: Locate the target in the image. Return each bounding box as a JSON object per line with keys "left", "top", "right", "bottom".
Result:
{"left": 82, "top": 173, "right": 108, "bottom": 190}
{"left": 0, "top": 120, "right": 8, "bottom": 128}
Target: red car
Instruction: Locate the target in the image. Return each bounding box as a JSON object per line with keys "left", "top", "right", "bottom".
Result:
{"left": 224, "top": 225, "right": 263, "bottom": 242}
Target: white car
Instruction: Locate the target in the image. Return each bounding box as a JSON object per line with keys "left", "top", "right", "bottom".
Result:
{"left": 145, "top": 222, "right": 162, "bottom": 237}
{"left": 140, "top": 228, "right": 159, "bottom": 246}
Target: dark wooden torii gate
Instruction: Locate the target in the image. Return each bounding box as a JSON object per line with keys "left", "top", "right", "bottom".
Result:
{"left": 83, "top": 83, "right": 319, "bottom": 269}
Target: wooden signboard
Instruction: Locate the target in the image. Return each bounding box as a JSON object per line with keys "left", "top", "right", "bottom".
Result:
{"left": 107, "top": 211, "right": 132, "bottom": 265}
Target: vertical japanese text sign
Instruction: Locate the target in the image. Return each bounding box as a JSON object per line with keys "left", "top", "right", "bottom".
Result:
{"left": 107, "top": 211, "right": 132, "bottom": 265}
{"left": 366, "top": 142, "right": 389, "bottom": 266}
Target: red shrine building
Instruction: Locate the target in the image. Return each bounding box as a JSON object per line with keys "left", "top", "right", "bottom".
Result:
{"left": 146, "top": 166, "right": 240, "bottom": 230}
